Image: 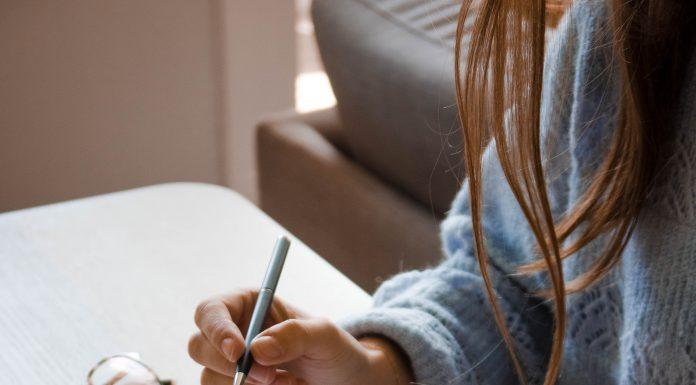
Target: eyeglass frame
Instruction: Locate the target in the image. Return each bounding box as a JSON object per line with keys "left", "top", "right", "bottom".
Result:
{"left": 87, "top": 353, "right": 172, "bottom": 385}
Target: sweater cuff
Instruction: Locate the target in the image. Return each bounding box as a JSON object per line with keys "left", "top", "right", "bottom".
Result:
{"left": 340, "top": 307, "right": 468, "bottom": 385}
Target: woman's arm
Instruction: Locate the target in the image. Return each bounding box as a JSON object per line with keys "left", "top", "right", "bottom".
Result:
{"left": 338, "top": 4, "right": 614, "bottom": 383}
{"left": 188, "top": 3, "right": 617, "bottom": 385}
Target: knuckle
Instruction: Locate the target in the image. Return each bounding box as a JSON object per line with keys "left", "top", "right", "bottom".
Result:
{"left": 236, "top": 287, "right": 260, "bottom": 310}
{"left": 226, "top": 287, "right": 257, "bottom": 302}
{"left": 313, "top": 317, "right": 338, "bottom": 338}
{"left": 284, "top": 318, "right": 306, "bottom": 335}
{"left": 237, "top": 286, "right": 259, "bottom": 296}
{"left": 314, "top": 316, "right": 333, "bottom": 328}
{"left": 285, "top": 318, "right": 314, "bottom": 344}
{"left": 194, "top": 299, "right": 213, "bottom": 327}
{"left": 207, "top": 319, "right": 229, "bottom": 343}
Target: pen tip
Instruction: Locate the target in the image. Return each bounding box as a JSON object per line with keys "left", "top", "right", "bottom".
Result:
{"left": 233, "top": 372, "right": 246, "bottom": 385}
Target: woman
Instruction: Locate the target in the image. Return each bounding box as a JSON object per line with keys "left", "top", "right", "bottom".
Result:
{"left": 187, "top": 1, "right": 696, "bottom": 384}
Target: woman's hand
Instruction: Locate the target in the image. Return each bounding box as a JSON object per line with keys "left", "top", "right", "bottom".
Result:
{"left": 188, "top": 288, "right": 412, "bottom": 385}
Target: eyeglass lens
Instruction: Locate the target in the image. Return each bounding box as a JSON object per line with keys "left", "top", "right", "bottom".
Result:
{"left": 88, "top": 356, "right": 160, "bottom": 385}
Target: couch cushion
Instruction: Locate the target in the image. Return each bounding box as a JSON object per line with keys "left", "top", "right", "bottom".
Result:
{"left": 312, "top": 0, "right": 472, "bottom": 216}
{"left": 257, "top": 110, "right": 442, "bottom": 291}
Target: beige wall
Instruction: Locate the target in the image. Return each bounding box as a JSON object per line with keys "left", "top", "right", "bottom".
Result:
{"left": 220, "top": 0, "right": 296, "bottom": 200}
{"left": 0, "top": 0, "right": 295, "bottom": 212}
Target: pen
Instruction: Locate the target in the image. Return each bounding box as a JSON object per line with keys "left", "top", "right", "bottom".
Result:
{"left": 233, "top": 235, "right": 291, "bottom": 385}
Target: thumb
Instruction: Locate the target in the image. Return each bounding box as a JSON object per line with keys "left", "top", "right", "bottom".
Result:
{"left": 249, "top": 318, "right": 360, "bottom": 366}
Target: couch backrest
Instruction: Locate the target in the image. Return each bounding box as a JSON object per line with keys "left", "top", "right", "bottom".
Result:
{"left": 313, "top": 0, "right": 473, "bottom": 216}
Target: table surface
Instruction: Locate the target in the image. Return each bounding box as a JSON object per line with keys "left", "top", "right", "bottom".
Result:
{"left": 0, "top": 183, "right": 371, "bottom": 385}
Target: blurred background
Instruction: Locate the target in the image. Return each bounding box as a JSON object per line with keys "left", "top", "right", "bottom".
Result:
{"left": 1, "top": 0, "right": 468, "bottom": 291}
{"left": 0, "top": 0, "right": 334, "bottom": 211}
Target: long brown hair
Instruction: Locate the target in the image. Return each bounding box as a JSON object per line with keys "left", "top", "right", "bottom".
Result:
{"left": 454, "top": 1, "right": 696, "bottom": 384}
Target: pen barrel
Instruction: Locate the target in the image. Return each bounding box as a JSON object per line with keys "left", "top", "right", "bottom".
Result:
{"left": 236, "top": 236, "right": 290, "bottom": 379}
{"left": 236, "top": 288, "right": 275, "bottom": 374}
{"left": 261, "top": 236, "right": 290, "bottom": 291}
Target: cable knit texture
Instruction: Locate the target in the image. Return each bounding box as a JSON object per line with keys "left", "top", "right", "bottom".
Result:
{"left": 340, "top": 1, "right": 696, "bottom": 384}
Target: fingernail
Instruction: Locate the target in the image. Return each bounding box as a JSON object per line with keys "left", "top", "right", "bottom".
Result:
{"left": 221, "top": 338, "right": 236, "bottom": 360}
{"left": 253, "top": 336, "right": 283, "bottom": 359}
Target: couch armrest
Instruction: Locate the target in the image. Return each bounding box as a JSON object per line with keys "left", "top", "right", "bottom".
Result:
{"left": 257, "top": 109, "right": 442, "bottom": 292}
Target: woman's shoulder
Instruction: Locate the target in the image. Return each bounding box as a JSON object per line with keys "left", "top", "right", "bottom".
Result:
{"left": 542, "top": 0, "right": 619, "bottom": 187}
{"left": 560, "top": 0, "right": 610, "bottom": 33}
{"left": 439, "top": 0, "right": 620, "bottom": 282}
{"left": 546, "top": 0, "right": 613, "bottom": 82}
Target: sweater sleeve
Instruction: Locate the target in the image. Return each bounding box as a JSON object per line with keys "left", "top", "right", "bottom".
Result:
{"left": 339, "top": 4, "right": 615, "bottom": 384}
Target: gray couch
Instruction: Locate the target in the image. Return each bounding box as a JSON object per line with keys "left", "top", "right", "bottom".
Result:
{"left": 258, "top": 0, "right": 470, "bottom": 292}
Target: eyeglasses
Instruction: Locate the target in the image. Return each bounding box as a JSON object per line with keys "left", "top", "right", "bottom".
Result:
{"left": 87, "top": 353, "right": 172, "bottom": 385}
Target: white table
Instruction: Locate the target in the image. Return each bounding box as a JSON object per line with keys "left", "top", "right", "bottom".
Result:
{"left": 0, "top": 183, "right": 371, "bottom": 385}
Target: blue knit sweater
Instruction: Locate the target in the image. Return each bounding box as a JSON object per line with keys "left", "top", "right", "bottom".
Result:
{"left": 341, "top": 2, "right": 696, "bottom": 384}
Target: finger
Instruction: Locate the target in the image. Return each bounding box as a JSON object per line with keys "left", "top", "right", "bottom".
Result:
{"left": 218, "top": 290, "right": 300, "bottom": 328}
{"left": 200, "top": 368, "right": 232, "bottom": 385}
{"left": 269, "top": 370, "right": 308, "bottom": 385}
{"left": 188, "top": 332, "right": 236, "bottom": 375}
{"left": 248, "top": 363, "right": 278, "bottom": 384}
{"left": 250, "top": 318, "right": 359, "bottom": 366}
{"left": 188, "top": 332, "right": 277, "bottom": 383}
{"left": 247, "top": 370, "right": 306, "bottom": 385}
{"left": 200, "top": 366, "right": 280, "bottom": 385}
{"left": 194, "top": 296, "right": 246, "bottom": 361}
